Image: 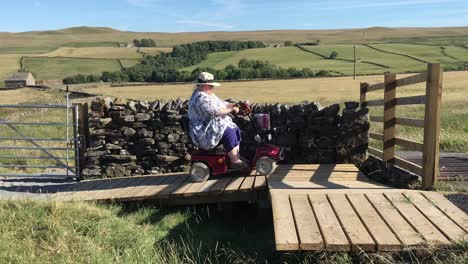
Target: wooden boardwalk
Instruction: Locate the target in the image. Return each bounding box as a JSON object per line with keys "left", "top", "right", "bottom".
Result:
{"left": 53, "top": 172, "right": 268, "bottom": 204}
{"left": 267, "top": 164, "right": 467, "bottom": 251}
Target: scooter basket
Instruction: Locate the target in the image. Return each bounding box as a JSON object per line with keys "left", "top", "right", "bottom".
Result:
{"left": 254, "top": 113, "right": 271, "bottom": 131}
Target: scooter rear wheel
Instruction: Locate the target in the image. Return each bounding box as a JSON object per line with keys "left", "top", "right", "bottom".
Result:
{"left": 190, "top": 162, "right": 210, "bottom": 182}
{"left": 255, "top": 156, "right": 277, "bottom": 176}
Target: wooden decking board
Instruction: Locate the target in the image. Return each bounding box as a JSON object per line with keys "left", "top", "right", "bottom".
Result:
{"left": 289, "top": 194, "right": 324, "bottom": 250}
{"left": 346, "top": 194, "right": 402, "bottom": 251}
{"left": 103, "top": 176, "right": 152, "bottom": 200}
{"left": 403, "top": 192, "right": 467, "bottom": 241}
{"left": 327, "top": 193, "right": 376, "bottom": 251}
{"left": 198, "top": 179, "right": 221, "bottom": 193}
{"left": 271, "top": 192, "right": 299, "bottom": 250}
{"left": 129, "top": 174, "right": 182, "bottom": 200}
{"left": 308, "top": 193, "right": 350, "bottom": 251}
{"left": 254, "top": 175, "right": 267, "bottom": 189}
{"left": 384, "top": 193, "right": 450, "bottom": 245}
{"left": 90, "top": 177, "right": 138, "bottom": 200}
{"left": 239, "top": 176, "right": 255, "bottom": 191}
{"left": 366, "top": 193, "right": 424, "bottom": 246}
{"left": 158, "top": 175, "right": 190, "bottom": 198}
{"left": 223, "top": 176, "right": 246, "bottom": 193}
{"left": 210, "top": 177, "right": 232, "bottom": 193}
{"left": 421, "top": 192, "right": 468, "bottom": 232}
{"left": 117, "top": 176, "right": 167, "bottom": 200}
{"left": 171, "top": 177, "right": 195, "bottom": 196}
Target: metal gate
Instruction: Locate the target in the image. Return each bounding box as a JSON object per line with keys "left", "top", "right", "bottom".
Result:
{"left": 0, "top": 95, "right": 82, "bottom": 180}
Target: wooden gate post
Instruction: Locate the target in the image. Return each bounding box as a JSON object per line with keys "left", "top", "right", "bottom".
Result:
{"left": 73, "top": 102, "right": 89, "bottom": 178}
{"left": 360, "top": 82, "right": 368, "bottom": 108}
{"left": 383, "top": 74, "right": 396, "bottom": 164}
{"left": 422, "top": 63, "right": 443, "bottom": 189}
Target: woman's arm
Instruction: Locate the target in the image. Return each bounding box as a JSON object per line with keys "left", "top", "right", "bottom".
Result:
{"left": 216, "top": 105, "right": 239, "bottom": 116}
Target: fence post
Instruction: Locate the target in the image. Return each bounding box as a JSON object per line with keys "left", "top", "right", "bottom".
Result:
{"left": 422, "top": 63, "right": 443, "bottom": 189}
{"left": 383, "top": 74, "right": 396, "bottom": 164}
{"left": 360, "top": 82, "right": 368, "bottom": 108}
{"left": 73, "top": 102, "right": 89, "bottom": 179}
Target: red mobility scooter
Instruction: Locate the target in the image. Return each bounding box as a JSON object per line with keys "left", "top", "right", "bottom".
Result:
{"left": 189, "top": 102, "right": 284, "bottom": 182}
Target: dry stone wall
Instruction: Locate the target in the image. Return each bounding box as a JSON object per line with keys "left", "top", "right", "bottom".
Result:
{"left": 82, "top": 98, "right": 370, "bottom": 179}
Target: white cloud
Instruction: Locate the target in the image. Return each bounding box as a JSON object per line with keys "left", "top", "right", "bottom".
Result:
{"left": 176, "top": 19, "right": 234, "bottom": 29}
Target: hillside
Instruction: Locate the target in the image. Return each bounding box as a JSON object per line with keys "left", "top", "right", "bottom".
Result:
{"left": 1, "top": 26, "right": 468, "bottom": 49}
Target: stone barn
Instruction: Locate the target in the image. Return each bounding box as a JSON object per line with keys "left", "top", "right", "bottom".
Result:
{"left": 5, "top": 72, "right": 36, "bottom": 88}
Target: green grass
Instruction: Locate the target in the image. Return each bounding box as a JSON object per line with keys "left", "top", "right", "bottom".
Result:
{"left": 0, "top": 200, "right": 466, "bottom": 264}
{"left": 22, "top": 57, "right": 122, "bottom": 80}
{"left": 301, "top": 44, "right": 427, "bottom": 72}
{"left": 60, "top": 42, "right": 120, "bottom": 48}
{"left": 371, "top": 43, "right": 460, "bottom": 63}
{"left": 184, "top": 47, "right": 386, "bottom": 75}
{"left": 444, "top": 46, "right": 468, "bottom": 61}
{"left": 119, "top": 59, "right": 142, "bottom": 68}
{"left": 383, "top": 35, "right": 468, "bottom": 45}
{"left": 0, "top": 47, "right": 54, "bottom": 54}
{"left": 182, "top": 51, "right": 239, "bottom": 72}
{"left": 0, "top": 54, "right": 22, "bottom": 85}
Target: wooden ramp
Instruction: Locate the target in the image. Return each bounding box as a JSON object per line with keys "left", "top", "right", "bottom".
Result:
{"left": 54, "top": 171, "right": 267, "bottom": 204}
{"left": 268, "top": 164, "right": 467, "bottom": 251}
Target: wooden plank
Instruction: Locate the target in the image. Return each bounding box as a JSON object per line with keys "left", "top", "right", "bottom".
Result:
{"left": 210, "top": 177, "right": 232, "bottom": 193}
{"left": 384, "top": 192, "right": 450, "bottom": 245}
{"left": 89, "top": 178, "right": 137, "bottom": 201}
{"left": 395, "top": 72, "right": 427, "bottom": 88}
{"left": 368, "top": 147, "right": 383, "bottom": 158}
{"left": 347, "top": 193, "right": 401, "bottom": 250}
{"left": 360, "top": 83, "right": 368, "bottom": 107}
{"left": 395, "top": 137, "right": 424, "bottom": 152}
{"left": 370, "top": 132, "right": 383, "bottom": 141}
{"left": 170, "top": 177, "right": 194, "bottom": 197}
{"left": 198, "top": 179, "right": 220, "bottom": 193}
{"left": 158, "top": 175, "right": 190, "bottom": 198}
{"left": 395, "top": 95, "right": 426, "bottom": 106}
{"left": 422, "top": 63, "right": 443, "bottom": 188}
{"left": 114, "top": 176, "right": 163, "bottom": 200}
{"left": 394, "top": 156, "right": 423, "bottom": 175}
{"left": 130, "top": 174, "right": 180, "bottom": 199}
{"left": 395, "top": 117, "right": 425, "bottom": 128}
{"left": 183, "top": 181, "right": 207, "bottom": 196}
{"left": 289, "top": 194, "right": 324, "bottom": 250}
{"left": 421, "top": 192, "right": 468, "bottom": 232}
{"left": 253, "top": 175, "right": 267, "bottom": 189}
{"left": 106, "top": 177, "right": 152, "bottom": 200}
{"left": 223, "top": 176, "right": 245, "bottom": 193}
{"left": 239, "top": 176, "right": 255, "bottom": 191}
{"left": 268, "top": 180, "right": 388, "bottom": 190}
{"left": 270, "top": 192, "right": 299, "bottom": 250}
{"left": 369, "top": 116, "right": 384, "bottom": 123}
{"left": 65, "top": 178, "right": 115, "bottom": 201}
{"left": 364, "top": 99, "right": 384, "bottom": 107}
{"left": 308, "top": 193, "right": 350, "bottom": 251}
{"left": 327, "top": 193, "right": 375, "bottom": 251}
{"left": 383, "top": 73, "right": 396, "bottom": 164}
{"left": 367, "top": 82, "right": 385, "bottom": 92}
{"left": 403, "top": 192, "right": 466, "bottom": 241}
{"left": 366, "top": 193, "right": 424, "bottom": 246}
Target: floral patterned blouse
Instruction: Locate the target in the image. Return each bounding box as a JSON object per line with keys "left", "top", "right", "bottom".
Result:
{"left": 188, "top": 89, "right": 238, "bottom": 150}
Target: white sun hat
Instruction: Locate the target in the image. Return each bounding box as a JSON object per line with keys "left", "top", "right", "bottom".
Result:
{"left": 194, "top": 72, "right": 220, "bottom": 87}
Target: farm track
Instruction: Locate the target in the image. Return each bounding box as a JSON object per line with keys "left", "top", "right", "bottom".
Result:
{"left": 295, "top": 45, "right": 390, "bottom": 69}
{"left": 363, "top": 44, "right": 430, "bottom": 64}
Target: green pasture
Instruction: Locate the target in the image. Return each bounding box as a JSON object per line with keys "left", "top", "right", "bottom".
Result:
{"left": 370, "top": 43, "right": 459, "bottom": 63}
{"left": 22, "top": 57, "right": 122, "bottom": 80}
{"left": 60, "top": 42, "right": 120, "bottom": 48}
{"left": 444, "top": 46, "right": 468, "bottom": 61}
{"left": 182, "top": 50, "right": 238, "bottom": 72}
{"left": 0, "top": 54, "right": 23, "bottom": 85}
{"left": 301, "top": 44, "right": 427, "bottom": 72}
{"left": 119, "top": 59, "right": 142, "bottom": 68}
{"left": 0, "top": 47, "right": 54, "bottom": 54}
{"left": 183, "top": 47, "right": 387, "bottom": 75}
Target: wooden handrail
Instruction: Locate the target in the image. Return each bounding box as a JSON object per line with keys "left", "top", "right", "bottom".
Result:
{"left": 370, "top": 132, "right": 383, "bottom": 141}
{"left": 395, "top": 95, "right": 426, "bottom": 105}
{"left": 367, "top": 82, "right": 385, "bottom": 92}
{"left": 395, "top": 137, "right": 424, "bottom": 152}
{"left": 395, "top": 117, "right": 425, "bottom": 128}
{"left": 368, "top": 147, "right": 383, "bottom": 158}
{"left": 364, "top": 99, "right": 385, "bottom": 107}
{"left": 369, "top": 116, "right": 384, "bottom": 123}
{"left": 395, "top": 156, "right": 423, "bottom": 175}
{"left": 395, "top": 72, "right": 427, "bottom": 88}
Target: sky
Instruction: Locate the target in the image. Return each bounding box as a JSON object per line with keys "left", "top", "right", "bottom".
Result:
{"left": 1, "top": 0, "right": 468, "bottom": 32}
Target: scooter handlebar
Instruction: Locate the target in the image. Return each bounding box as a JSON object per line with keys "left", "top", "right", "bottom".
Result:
{"left": 233, "top": 101, "right": 251, "bottom": 116}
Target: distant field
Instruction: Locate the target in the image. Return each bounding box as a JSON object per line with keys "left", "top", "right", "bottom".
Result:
{"left": 182, "top": 51, "right": 238, "bottom": 72}
{"left": 35, "top": 47, "right": 143, "bottom": 59}
{"left": 22, "top": 57, "right": 122, "bottom": 79}
{"left": 370, "top": 43, "right": 458, "bottom": 63}
{"left": 184, "top": 47, "right": 388, "bottom": 75}
{"left": 119, "top": 59, "right": 142, "bottom": 68}
{"left": 444, "top": 46, "right": 468, "bottom": 61}
{"left": 60, "top": 42, "right": 119, "bottom": 48}
{"left": 81, "top": 71, "right": 468, "bottom": 152}
{"left": 138, "top": 47, "right": 173, "bottom": 55}
{"left": 0, "top": 54, "right": 23, "bottom": 84}
{"left": 301, "top": 44, "right": 426, "bottom": 72}
{"left": 0, "top": 47, "right": 53, "bottom": 54}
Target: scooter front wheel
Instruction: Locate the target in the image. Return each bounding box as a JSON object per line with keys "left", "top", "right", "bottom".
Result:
{"left": 255, "top": 156, "right": 277, "bottom": 176}
{"left": 190, "top": 162, "right": 210, "bottom": 182}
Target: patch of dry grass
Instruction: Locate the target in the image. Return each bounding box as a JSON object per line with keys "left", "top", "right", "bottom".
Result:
{"left": 33, "top": 47, "right": 143, "bottom": 59}
{"left": 0, "top": 54, "right": 23, "bottom": 85}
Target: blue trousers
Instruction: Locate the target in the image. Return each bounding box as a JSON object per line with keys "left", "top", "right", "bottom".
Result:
{"left": 220, "top": 127, "right": 242, "bottom": 152}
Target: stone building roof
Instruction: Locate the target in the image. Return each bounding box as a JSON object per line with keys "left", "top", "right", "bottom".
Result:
{"left": 6, "top": 72, "right": 33, "bottom": 81}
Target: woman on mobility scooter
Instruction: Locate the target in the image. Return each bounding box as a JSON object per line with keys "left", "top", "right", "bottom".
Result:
{"left": 188, "top": 72, "right": 249, "bottom": 170}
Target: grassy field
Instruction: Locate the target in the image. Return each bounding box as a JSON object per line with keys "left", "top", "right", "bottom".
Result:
{"left": 23, "top": 57, "right": 122, "bottom": 79}
{"left": 183, "top": 47, "right": 386, "bottom": 75}
{"left": 60, "top": 42, "right": 119, "bottom": 48}
{"left": 35, "top": 47, "right": 143, "bottom": 59}
{"left": 81, "top": 71, "right": 468, "bottom": 152}
{"left": 0, "top": 54, "right": 23, "bottom": 84}
{"left": 370, "top": 43, "right": 459, "bottom": 63}
{"left": 0, "top": 47, "right": 54, "bottom": 54}
{"left": 138, "top": 47, "right": 173, "bottom": 55}
{"left": 0, "top": 200, "right": 466, "bottom": 264}
{"left": 119, "top": 59, "right": 143, "bottom": 68}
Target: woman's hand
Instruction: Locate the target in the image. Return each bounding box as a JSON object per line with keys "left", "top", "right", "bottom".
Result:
{"left": 232, "top": 106, "right": 240, "bottom": 114}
